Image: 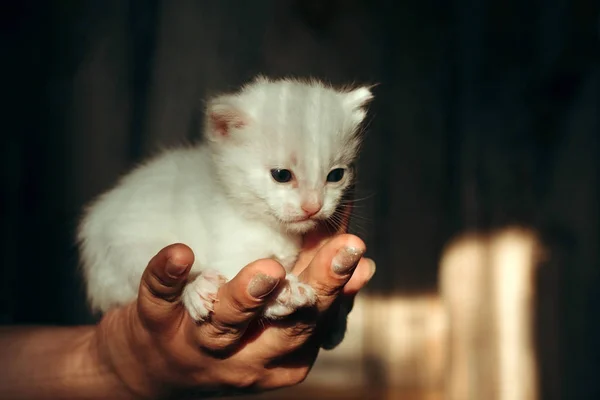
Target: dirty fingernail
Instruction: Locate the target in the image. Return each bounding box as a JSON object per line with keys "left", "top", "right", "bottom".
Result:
{"left": 166, "top": 259, "right": 189, "bottom": 279}
{"left": 332, "top": 246, "right": 365, "bottom": 275}
{"left": 248, "top": 273, "right": 280, "bottom": 299}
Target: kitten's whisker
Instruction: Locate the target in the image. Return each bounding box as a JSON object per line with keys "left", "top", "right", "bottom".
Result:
{"left": 346, "top": 213, "right": 372, "bottom": 222}
{"left": 351, "top": 225, "right": 372, "bottom": 235}
{"left": 340, "top": 192, "right": 377, "bottom": 203}
{"left": 338, "top": 203, "right": 369, "bottom": 210}
{"left": 327, "top": 213, "right": 347, "bottom": 233}
{"left": 333, "top": 208, "right": 372, "bottom": 224}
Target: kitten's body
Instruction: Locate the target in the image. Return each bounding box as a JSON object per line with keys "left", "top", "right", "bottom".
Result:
{"left": 80, "top": 146, "right": 301, "bottom": 310}
{"left": 78, "top": 76, "right": 372, "bottom": 342}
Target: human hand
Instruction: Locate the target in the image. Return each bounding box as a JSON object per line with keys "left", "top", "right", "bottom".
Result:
{"left": 95, "top": 235, "right": 374, "bottom": 398}
{"left": 294, "top": 186, "right": 376, "bottom": 349}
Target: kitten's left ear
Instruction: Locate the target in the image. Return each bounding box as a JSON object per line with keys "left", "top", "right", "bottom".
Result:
{"left": 205, "top": 96, "right": 250, "bottom": 141}
{"left": 343, "top": 86, "right": 374, "bottom": 125}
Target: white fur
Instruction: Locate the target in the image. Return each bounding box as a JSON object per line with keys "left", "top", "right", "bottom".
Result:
{"left": 78, "top": 76, "right": 372, "bottom": 322}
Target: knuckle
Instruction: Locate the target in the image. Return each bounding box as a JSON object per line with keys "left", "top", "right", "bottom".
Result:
{"left": 148, "top": 267, "right": 168, "bottom": 287}
{"left": 227, "top": 294, "right": 256, "bottom": 315}
{"left": 311, "top": 279, "right": 342, "bottom": 298}
{"left": 279, "top": 321, "right": 316, "bottom": 349}
{"left": 287, "top": 322, "right": 316, "bottom": 337}
{"left": 199, "top": 339, "right": 235, "bottom": 357}
{"left": 197, "top": 325, "right": 243, "bottom": 356}
{"left": 142, "top": 269, "right": 181, "bottom": 302}
{"left": 221, "top": 369, "right": 260, "bottom": 390}
{"left": 141, "top": 278, "right": 179, "bottom": 303}
{"left": 216, "top": 288, "right": 260, "bottom": 321}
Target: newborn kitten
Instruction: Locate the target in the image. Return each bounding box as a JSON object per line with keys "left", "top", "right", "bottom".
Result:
{"left": 78, "top": 76, "right": 372, "bottom": 346}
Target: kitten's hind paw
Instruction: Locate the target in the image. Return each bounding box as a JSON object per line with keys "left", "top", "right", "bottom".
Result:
{"left": 262, "top": 273, "right": 317, "bottom": 319}
{"left": 182, "top": 269, "right": 228, "bottom": 322}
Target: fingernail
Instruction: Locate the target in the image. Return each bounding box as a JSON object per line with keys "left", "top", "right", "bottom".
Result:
{"left": 332, "top": 246, "right": 365, "bottom": 275}
{"left": 248, "top": 273, "right": 279, "bottom": 299}
{"left": 166, "top": 259, "right": 188, "bottom": 279}
{"left": 366, "top": 258, "right": 377, "bottom": 280}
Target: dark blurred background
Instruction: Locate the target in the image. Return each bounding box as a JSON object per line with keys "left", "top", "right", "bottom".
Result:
{"left": 2, "top": 0, "right": 599, "bottom": 398}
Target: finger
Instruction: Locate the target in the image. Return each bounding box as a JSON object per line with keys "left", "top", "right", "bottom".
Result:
{"left": 310, "top": 257, "right": 374, "bottom": 350}
{"left": 314, "top": 257, "right": 374, "bottom": 348}
{"left": 138, "top": 243, "right": 194, "bottom": 333}
{"left": 300, "top": 233, "right": 365, "bottom": 313}
{"left": 265, "top": 234, "right": 365, "bottom": 355}
{"left": 342, "top": 257, "right": 376, "bottom": 296}
{"left": 194, "top": 259, "right": 286, "bottom": 354}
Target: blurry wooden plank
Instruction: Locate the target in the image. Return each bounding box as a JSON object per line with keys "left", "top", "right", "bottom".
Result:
{"left": 307, "top": 294, "right": 446, "bottom": 391}
{"left": 363, "top": 295, "right": 446, "bottom": 390}
{"left": 223, "top": 293, "right": 446, "bottom": 399}
{"left": 439, "top": 228, "right": 542, "bottom": 400}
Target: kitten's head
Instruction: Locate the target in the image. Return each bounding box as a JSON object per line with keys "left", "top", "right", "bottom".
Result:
{"left": 204, "top": 76, "right": 373, "bottom": 233}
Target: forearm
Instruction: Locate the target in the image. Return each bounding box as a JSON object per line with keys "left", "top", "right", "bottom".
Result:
{"left": 0, "top": 326, "right": 136, "bottom": 400}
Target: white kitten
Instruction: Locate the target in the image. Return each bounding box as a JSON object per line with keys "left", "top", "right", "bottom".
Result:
{"left": 78, "top": 76, "right": 372, "bottom": 337}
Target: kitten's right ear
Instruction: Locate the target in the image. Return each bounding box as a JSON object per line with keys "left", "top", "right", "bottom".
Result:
{"left": 342, "top": 86, "right": 375, "bottom": 126}
{"left": 205, "top": 96, "right": 249, "bottom": 141}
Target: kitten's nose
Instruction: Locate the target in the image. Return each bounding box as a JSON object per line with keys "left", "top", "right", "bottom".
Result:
{"left": 301, "top": 201, "right": 322, "bottom": 217}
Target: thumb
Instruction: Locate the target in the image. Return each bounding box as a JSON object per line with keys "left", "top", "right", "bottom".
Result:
{"left": 137, "top": 243, "right": 194, "bottom": 332}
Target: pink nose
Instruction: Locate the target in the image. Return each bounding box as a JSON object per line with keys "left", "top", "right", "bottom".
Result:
{"left": 301, "top": 201, "right": 322, "bottom": 217}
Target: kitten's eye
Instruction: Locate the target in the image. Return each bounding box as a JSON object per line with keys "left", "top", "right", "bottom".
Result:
{"left": 326, "top": 168, "right": 345, "bottom": 183}
{"left": 270, "top": 169, "right": 293, "bottom": 183}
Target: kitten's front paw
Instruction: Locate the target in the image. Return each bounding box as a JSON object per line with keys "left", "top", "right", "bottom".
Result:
{"left": 181, "top": 269, "right": 228, "bottom": 322}
{"left": 262, "top": 273, "right": 317, "bottom": 319}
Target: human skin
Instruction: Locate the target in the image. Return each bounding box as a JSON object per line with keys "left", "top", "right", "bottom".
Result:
{"left": 0, "top": 214, "right": 375, "bottom": 399}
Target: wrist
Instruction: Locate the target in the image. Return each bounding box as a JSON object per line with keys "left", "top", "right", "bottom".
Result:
{"left": 74, "top": 327, "right": 140, "bottom": 400}
{"left": 93, "top": 305, "right": 149, "bottom": 399}
{"left": 0, "top": 325, "right": 141, "bottom": 400}
{"left": 94, "top": 304, "right": 167, "bottom": 400}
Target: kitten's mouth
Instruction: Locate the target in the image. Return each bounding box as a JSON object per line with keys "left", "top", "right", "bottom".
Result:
{"left": 270, "top": 212, "right": 320, "bottom": 228}
{"left": 291, "top": 216, "right": 310, "bottom": 222}
{"left": 289, "top": 215, "right": 319, "bottom": 223}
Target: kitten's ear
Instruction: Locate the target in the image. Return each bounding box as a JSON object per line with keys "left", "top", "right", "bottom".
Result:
{"left": 342, "top": 86, "right": 374, "bottom": 125}
{"left": 205, "top": 96, "right": 249, "bottom": 141}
